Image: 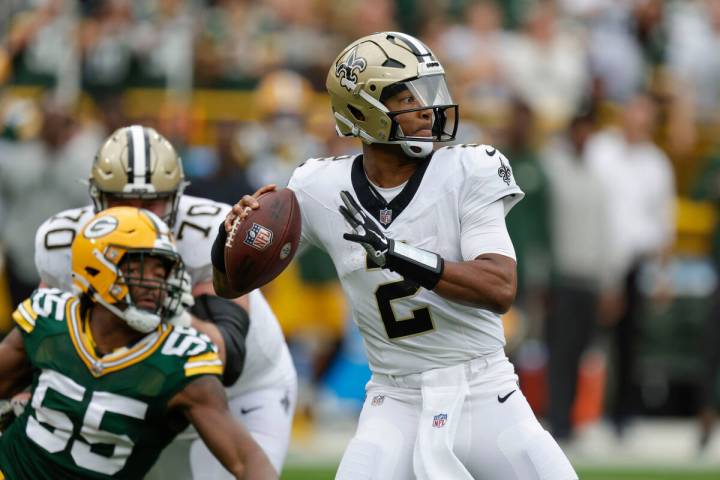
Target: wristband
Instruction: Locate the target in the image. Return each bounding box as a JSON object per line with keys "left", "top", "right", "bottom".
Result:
{"left": 211, "top": 222, "right": 228, "bottom": 274}
{"left": 385, "top": 239, "right": 444, "bottom": 290}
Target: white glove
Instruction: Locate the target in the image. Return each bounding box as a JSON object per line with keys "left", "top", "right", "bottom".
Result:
{"left": 166, "top": 270, "right": 194, "bottom": 327}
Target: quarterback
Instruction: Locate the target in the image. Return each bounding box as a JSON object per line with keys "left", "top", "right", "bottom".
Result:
{"left": 215, "top": 32, "right": 577, "bottom": 479}
{"left": 33, "top": 126, "right": 296, "bottom": 478}
{"left": 0, "top": 207, "right": 276, "bottom": 479}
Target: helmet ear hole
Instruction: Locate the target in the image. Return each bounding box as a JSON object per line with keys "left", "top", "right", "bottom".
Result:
{"left": 348, "top": 105, "right": 365, "bottom": 121}
{"left": 85, "top": 267, "right": 100, "bottom": 277}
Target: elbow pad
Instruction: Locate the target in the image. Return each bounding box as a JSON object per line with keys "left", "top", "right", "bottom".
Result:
{"left": 190, "top": 294, "right": 249, "bottom": 386}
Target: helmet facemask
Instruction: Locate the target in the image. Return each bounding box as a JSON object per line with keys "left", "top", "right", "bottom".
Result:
{"left": 379, "top": 76, "right": 458, "bottom": 156}
{"left": 327, "top": 32, "right": 460, "bottom": 158}
{"left": 118, "top": 251, "right": 182, "bottom": 312}
{"left": 103, "top": 249, "right": 184, "bottom": 333}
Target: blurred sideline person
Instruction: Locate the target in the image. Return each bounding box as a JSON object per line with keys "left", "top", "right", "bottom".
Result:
{"left": 213, "top": 32, "right": 577, "bottom": 479}
{"left": 0, "top": 207, "right": 276, "bottom": 479}
{"left": 585, "top": 93, "right": 676, "bottom": 435}
{"left": 541, "top": 111, "right": 609, "bottom": 442}
{"left": 0, "top": 97, "right": 104, "bottom": 307}
{"left": 33, "top": 126, "right": 296, "bottom": 478}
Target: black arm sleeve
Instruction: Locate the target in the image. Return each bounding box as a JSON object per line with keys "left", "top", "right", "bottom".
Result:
{"left": 190, "top": 294, "right": 249, "bottom": 387}
{"left": 210, "top": 223, "right": 228, "bottom": 274}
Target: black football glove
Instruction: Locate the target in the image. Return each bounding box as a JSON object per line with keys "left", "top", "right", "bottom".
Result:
{"left": 339, "top": 190, "right": 389, "bottom": 267}
{"left": 339, "top": 190, "right": 444, "bottom": 290}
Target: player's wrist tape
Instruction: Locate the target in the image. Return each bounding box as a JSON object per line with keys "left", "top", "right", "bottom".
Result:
{"left": 385, "top": 239, "right": 444, "bottom": 290}
{"left": 190, "top": 295, "right": 249, "bottom": 387}
{"left": 211, "top": 223, "right": 228, "bottom": 274}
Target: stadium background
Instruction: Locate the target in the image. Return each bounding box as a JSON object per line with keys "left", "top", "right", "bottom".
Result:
{"left": 2, "top": 0, "right": 720, "bottom": 478}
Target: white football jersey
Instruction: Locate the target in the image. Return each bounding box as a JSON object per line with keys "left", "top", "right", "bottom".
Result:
{"left": 34, "top": 194, "right": 294, "bottom": 391}
{"left": 287, "top": 145, "right": 524, "bottom": 376}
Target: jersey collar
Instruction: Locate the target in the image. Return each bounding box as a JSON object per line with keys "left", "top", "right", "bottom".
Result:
{"left": 66, "top": 298, "right": 171, "bottom": 377}
{"left": 350, "top": 152, "right": 434, "bottom": 228}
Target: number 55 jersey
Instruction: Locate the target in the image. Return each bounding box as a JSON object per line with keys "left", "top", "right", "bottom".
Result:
{"left": 287, "top": 145, "right": 524, "bottom": 376}
{"left": 0, "top": 289, "right": 223, "bottom": 480}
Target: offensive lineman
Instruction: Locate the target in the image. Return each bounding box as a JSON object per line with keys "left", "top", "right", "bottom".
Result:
{"left": 0, "top": 207, "right": 276, "bottom": 479}
{"left": 33, "top": 126, "right": 296, "bottom": 478}
{"left": 214, "top": 32, "right": 577, "bottom": 479}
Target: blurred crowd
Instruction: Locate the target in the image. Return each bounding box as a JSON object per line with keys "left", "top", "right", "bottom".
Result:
{"left": 3, "top": 0, "right": 720, "bottom": 451}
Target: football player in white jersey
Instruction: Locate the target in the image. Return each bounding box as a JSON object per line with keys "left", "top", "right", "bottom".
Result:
{"left": 33, "top": 126, "right": 296, "bottom": 478}
{"left": 214, "top": 32, "right": 577, "bottom": 479}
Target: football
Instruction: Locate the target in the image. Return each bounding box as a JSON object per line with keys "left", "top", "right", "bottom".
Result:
{"left": 224, "top": 188, "right": 302, "bottom": 295}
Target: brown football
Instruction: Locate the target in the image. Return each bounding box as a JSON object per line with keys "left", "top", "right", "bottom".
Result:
{"left": 224, "top": 188, "right": 301, "bottom": 295}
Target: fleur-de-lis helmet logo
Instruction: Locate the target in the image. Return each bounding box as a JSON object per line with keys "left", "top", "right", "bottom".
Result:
{"left": 335, "top": 46, "right": 367, "bottom": 92}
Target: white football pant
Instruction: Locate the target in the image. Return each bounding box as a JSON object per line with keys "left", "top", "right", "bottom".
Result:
{"left": 336, "top": 350, "right": 577, "bottom": 480}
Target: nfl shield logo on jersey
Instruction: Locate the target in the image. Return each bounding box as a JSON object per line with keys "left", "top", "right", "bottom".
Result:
{"left": 379, "top": 208, "right": 392, "bottom": 226}
{"left": 244, "top": 223, "right": 274, "bottom": 251}
{"left": 432, "top": 413, "right": 447, "bottom": 428}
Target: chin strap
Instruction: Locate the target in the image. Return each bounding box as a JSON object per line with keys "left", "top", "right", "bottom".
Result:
{"left": 335, "top": 111, "right": 434, "bottom": 158}
{"left": 94, "top": 295, "right": 161, "bottom": 333}
{"left": 401, "top": 141, "right": 434, "bottom": 158}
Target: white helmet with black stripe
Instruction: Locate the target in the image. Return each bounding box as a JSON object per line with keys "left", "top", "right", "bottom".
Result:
{"left": 89, "top": 125, "right": 188, "bottom": 227}
{"left": 326, "top": 31, "right": 458, "bottom": 158}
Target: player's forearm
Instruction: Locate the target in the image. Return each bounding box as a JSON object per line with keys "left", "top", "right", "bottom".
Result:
{"left": 433, "top": 254, "right": 516, "bottom": 313}
{"left": 237, "top": 446, "right": 278, "bottom": 480}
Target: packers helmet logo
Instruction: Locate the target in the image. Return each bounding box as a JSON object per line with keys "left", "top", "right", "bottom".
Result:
{"left": 336, "top": 46, "right": 367, "bottom": 92}
{"left": 83, "top": 216, "right": 119, "bottom": 239}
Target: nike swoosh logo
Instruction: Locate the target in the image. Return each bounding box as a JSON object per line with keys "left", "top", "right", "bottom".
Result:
{"left": 498, "top": 390, "right": 516, "bottom": 403}
{"left": 485, "top": 148, "right": 496, "bottom": 156}
{"left": 240, "top": 406, "right": 263, "bottom": 415}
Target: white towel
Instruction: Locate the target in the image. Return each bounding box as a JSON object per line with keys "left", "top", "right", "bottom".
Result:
{"left": 413, "top": 363, "right": 473, "bottom": 480}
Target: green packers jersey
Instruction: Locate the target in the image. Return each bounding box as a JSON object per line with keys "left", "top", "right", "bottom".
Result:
{"left": 0, "top": 289, "right": 223, "bottom": 480}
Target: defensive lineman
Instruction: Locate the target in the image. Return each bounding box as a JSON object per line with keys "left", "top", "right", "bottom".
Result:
{"left": 0, "top": 207, "right": 276, "bottom": 479}
{"left": 34, "top": 126, "right": 296, "bottom": 478}
{"left": 215, "top": 32, "right": 577, "bottom": 479}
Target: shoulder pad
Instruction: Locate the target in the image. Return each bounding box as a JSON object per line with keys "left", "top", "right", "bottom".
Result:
{"left": 160, "top": 325, "right": 223, "bottom": 378}
{"left": 438, "top": 143, "right": 518, "bottom": 186}
{"left": 290, "top": 155, "right": 356, "bottom": 189}
{"left": 12, "top": 289, "right": 75, "bottom": 333}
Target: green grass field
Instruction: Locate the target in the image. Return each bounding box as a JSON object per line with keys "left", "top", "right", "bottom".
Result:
{"left": 280, "top": 466, "right": 720, "bottom": 480}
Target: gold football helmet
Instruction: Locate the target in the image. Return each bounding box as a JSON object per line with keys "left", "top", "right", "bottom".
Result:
{"left": 326, "top": 32, "right": 458, "bottom": 157}
{"left": 71, "top": 207, "right": 184, "bottom": 333}
{"left": 89, "top": 125, "right": 188, "bottom": 227}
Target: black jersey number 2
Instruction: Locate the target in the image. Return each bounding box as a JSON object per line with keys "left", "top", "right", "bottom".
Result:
{"left": 375, "top": 280, "right": 434, "bottom": 339}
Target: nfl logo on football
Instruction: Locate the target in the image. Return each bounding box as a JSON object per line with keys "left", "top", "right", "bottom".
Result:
{"left": 432, "top": 413, "right": 447, "bottom": 428}
{"left": 379, "top": 208, "right": 392, "bottom": 225}
{"left": 244, "top": 223, "right": 274, "bottom": 251}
